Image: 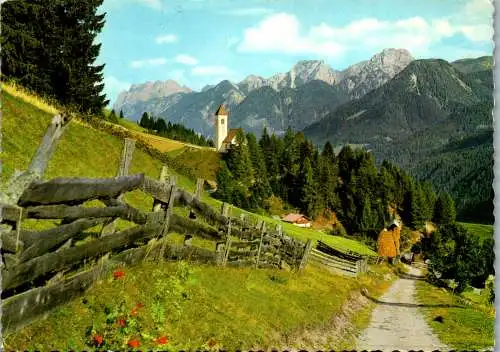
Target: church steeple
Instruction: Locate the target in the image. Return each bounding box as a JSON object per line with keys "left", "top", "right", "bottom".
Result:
{"left": 215, "top": 104, "right": 228, "bottom": 152}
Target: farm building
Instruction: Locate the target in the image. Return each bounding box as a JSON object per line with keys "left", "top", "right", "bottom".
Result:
{"left": 282, "top": 213, "right": 311, "bottom": 228}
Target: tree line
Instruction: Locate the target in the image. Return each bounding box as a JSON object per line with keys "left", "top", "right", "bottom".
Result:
{"left": 215, "top": 128, "right": 457, "bottom": 239}
{"left": 139, "top": 112, "right": 214, "bottom": 148}
{"left": 2, "top": 0, "right": 107, "bottom": 116}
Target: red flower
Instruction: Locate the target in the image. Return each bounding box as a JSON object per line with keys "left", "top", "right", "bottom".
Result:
{"left": 93, "top": 335, "right": 104, "bottom": 347}
{"left": 135, "top": 303, "right": 144, "bottom": 309}
{"left": 130, "top": 308, "right": 138, "bottom": 316}
{"left": 154, "top": 336, "right": 169, "bottom": 345}
{"left": 117, "top": 318, "right": 127, "bottom": 327}
{"left": 113, "top": 270, "right": 125, "bottom": 279}
{"left": 127, "top": 339, "right": 141, "bottom": 348}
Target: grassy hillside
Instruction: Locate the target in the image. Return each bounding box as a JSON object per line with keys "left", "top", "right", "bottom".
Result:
{"left": 2, "top": 83, "right": 390, "bottom": 350}
{"left": 457, "top": 222, "right": 494, "bottom": 242}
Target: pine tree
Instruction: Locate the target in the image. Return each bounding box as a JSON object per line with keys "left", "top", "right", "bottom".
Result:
{"left": 214, "top": 160, "right": 234, "bottom": 203}
{"left": 433, "top": 192, "right": 456, "bottom": 225}
{"left": 2, "top": 0, "right": 109, "bottom": 114}
{"left": 300, "top": 157, "right": 318, "bottom": 217}
{"left": 119, "top": 110, "right": 124, "bottom": 119}
{"left": 246, "top": 133, "right": 271, "bottom": 207}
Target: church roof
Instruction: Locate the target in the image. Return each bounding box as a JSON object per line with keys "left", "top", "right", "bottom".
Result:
{"left": 215, "top": 104, "right": 228, "bottom": 116}
{"left": 223, "top": 128, "right": 243, "bottom": 144}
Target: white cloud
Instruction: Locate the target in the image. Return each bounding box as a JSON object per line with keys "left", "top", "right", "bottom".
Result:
{"left": 155, "top": 34, "right": 178, "bottom": 44}
{"left": 175, "top": 54, "right": 198, "bottom": 65}
{"left": 130, "top": 58, "right": 168, "bottom": 69}
{"left": 222, "top": 7, "right": 274, "bottom": 16}
{"left": 238, "top": 13, "right": 345, "bottom": 57}
{"left": 238, "top": 1, "right": 493, "bottom": 58}
{"left": 191, "top": 65, "right": 235, "bottom": 76}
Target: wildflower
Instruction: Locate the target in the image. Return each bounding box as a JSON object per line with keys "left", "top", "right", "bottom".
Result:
{"left": 117, "top": 318, "right": 127, "bottom": 327}
{"left": 127, "top": 339, "right": 141, "bottom": 348}
{"left": 130, "top": 308, "right": 138, "bottom": 316}
{"left": 93, "top": 335, "right": 104, "bottom": 347}
{"left": 154, "top": 336, "right": 169, "bottom": 345}
{"left": 113, "top": 270, "right": 125, "bottom": 279}
{"left": 135, "top": 303, "right": 144, "bottom": 309}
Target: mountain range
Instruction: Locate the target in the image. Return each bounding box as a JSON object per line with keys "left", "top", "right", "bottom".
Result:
{"left": 113, "top": 48, "right": 414, "bottom": 137}
{"left": 113, "top": 50, "right": 494, "bottom": 223}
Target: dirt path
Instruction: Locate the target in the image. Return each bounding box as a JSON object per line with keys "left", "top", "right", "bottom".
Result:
{"left": 356, "top": 265, "right": 450, "bottom": 351}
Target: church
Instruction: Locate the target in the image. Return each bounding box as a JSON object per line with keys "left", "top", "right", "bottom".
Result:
{"left": 214, "top": 104, "right": 243, "bottom": 153}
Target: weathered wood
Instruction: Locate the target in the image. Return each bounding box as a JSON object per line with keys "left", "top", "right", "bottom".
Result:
{"left": 255, "top": 221, "right": 266, "bottom": 268}
{"left": 169, "top": 213, "right": 222, "bottom": 240}
{"left": 1, "top": 225, "right": 23, "bottom": 253}
{"left": 157, "top": 182, "right": 177, "bottom": 260}
{"left": 310, "top": 248, "right": 358, "bottom": 267}
{"left": 3, "top": 253, "right": 19, "bottom": 269}
{"left": 23, "top": 204, "right": 148, "bottom": 224}
{"left": 28, "top": 113, "right": 73, "bottom": 177}
{"left": 152, "top": 165, "right": 169, "bottom": 211}
{"left": 222, "top": 220, "right": 232, "bottom": 267}
{"left": 298, "top": 239, "right": 313, "bottom": 272}
{"left": 0, "top": 203, "right": 23, "bottom": 222}
{"left": 195, "top": 178, "right": 204, "bottom": 200}
{"left": 2, "top": 222, "right": 162, "bottom": 291}
{"left": 143, "top": 176, "right": 173, "bottom": 205}
{"left": 309, "top": 253, "right": 358, "bottom": 273}
{"left": 19, "top": 218, "right": 109, "bottom": 263}
{"left": 221, "top": 202, "right": 230, "bottom": 217}
{"left": 17, "top": 173, "right": 145, "bottom": 206}
{"left": 175, "top": 188, "right": 229, "bottom": 226}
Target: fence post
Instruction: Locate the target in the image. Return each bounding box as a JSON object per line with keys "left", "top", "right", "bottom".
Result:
{"left": 255, "top": 221, "right": 266, "bottom": 268}
{"left": 298, "top": 239, "right": 313, "bottom": 272}
{"left": 221, "top": 202, "right": 230, "bottom": 217}
{"left": 101, "top": 138, "right": 135, "bottom": 236}
{"left": 153, "top": 165, "right": 169, "bottom": 212}
{"left": 157, "top": 179, "right": 177, "bottom": 260}
{"left": 222, "top": 218, "right": 232, "bottom": 267}
{"left": 195, "top": 178, "right": 204, "bottom": 201}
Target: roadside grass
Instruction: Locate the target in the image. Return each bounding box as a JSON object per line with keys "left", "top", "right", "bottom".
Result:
{"left": 4, "top": 260, "right": 395, "bottom": 351}
{"left": 415, "top": 280, "right": 495, "bottom": 350}
{"left": 457, "top": 222, "right": 494, "bottom": 242}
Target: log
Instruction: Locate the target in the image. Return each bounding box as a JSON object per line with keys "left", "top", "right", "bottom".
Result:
{"left": 142, "top": 176, "right": 173, "bottom": 204}
{"left": 0, "top": 203, "right": 23, "bottom": 222}
{"left": 17, "top": 174, "right": 145, "bottom": 206}
{"left": 298, "top": 239, "right": 313, "bottom": 272}
{"left": 175, "top": 189, "right": 230, "bottom": 226}
{"left": 19, "top": 218, "right": 110, "bottom": 262}
{"left": 1, "top": 228, "right": 24, "bottom": 253}
{"left": 23, "top": 204, "right": 148, "bottom": 224}
{"left": 169, "top": 213, "right": 222, "bottom": 240}
{"left": 2, "top": 222, "right": 162, "bottom": 291}
{"left": 195, "top": 178, "right": 204, "bottom": 200}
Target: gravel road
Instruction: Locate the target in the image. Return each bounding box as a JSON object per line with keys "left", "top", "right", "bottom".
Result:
{"left": 356, "top": 265, "right": 450, "bottom": 351}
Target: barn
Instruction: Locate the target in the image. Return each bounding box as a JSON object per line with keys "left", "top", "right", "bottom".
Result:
{"left": 282, "top": 213, "right": 311, "bottom": 228}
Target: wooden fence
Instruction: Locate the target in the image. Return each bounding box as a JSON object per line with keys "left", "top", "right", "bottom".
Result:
{"left": 0, "top": 116, "right": 312, "bottom": 334}
{"left": 307, "top": 241, "right": 368, "bottom": 277}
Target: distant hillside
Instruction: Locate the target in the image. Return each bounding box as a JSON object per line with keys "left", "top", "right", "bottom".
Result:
{"left": 304, "top": 57, "right": 493, "bottom": 223}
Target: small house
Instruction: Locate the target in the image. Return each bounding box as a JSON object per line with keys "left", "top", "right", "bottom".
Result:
{"left": 282, "top": 213, "right": 311, "bottom": 228}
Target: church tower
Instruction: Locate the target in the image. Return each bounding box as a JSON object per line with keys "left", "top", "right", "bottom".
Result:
{"left": 215, "top": 104, "right": 228, "bottom": 152}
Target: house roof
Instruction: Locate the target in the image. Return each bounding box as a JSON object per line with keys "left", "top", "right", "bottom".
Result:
{"left": 215, "top": 104, "right": 228, "bottom": 116}
{"left": 222, "top": 128, "right": 243, "bottom": 144}
{"left": 282, "top": 213, "right": 310, "bottom": 223}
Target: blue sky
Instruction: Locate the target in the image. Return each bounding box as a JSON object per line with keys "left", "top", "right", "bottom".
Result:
{"left": 98, "top": 0, "right": 494, "bottom": 106}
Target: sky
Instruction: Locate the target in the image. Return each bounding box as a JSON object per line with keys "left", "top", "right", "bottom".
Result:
{"left": 97, "top": 0, "right": 494, "bottom": 106}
